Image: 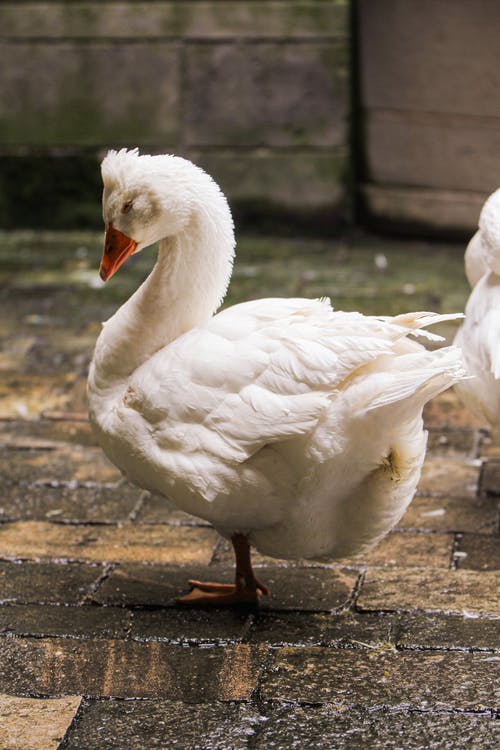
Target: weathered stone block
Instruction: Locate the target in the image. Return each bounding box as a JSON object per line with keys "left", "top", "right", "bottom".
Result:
{"left": 359, "top": 0, "right": 500, "bottom": 117}
{"left": 0, "top": 2, "right": 347, "bottom": 40}
{"left": 0, "top": 42, "right": 180, "bottom": 145}
{"left": 185, "top": 43, "right": 347, "bottom": 147}
{"left": 261, "top": 646, "right": 500, "bottom": 710}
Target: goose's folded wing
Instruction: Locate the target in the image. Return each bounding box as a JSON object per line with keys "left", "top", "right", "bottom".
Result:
{"left": 122, "top": 298, "right": 425, "bottom": 499}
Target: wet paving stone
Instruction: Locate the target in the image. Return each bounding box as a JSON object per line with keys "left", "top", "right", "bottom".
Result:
{"left": 0, "top": 604, "right": 131, "bottom": 640}
{"left": 0, "top": 482, "right": 142, "bottom": 523}
{"left": 358, "top": 568, "right": 500, "bottom": 616}
{"left": 0, "top": 521, "right": 218, "bottom": 565}
{"left": 62, "top": 699, "right": 265, "bottom": 750}
{"left": 455, "top": 534, "right": 500, "bottom": 571}
{"left": 253, "top": 705, "right": 500, "bottom": 750}
{"left": 393, "top": 612, "right": 500, "bottom": 652}
{"left": 247, "top": 611, "right": 396, "bottom": 648}
{"left": 129, "top": 607, "right": 249, "bottom": 645}
{"left": 0, "top": 561, "right": 104, "bottom": 604}
{"left": 260, "top": 647, "right": 500, "bottom": 710}
{"left": 0, "top": 637, "right": 266, "bottom": 700}
{"left": 398, "top": 493, "right": 498, "bottom": 534}
{"left": 0, "top": 694, "right": 81, "bottom": 750}
{"left": 94, "top": 563, "right": 358, "bottom": 612}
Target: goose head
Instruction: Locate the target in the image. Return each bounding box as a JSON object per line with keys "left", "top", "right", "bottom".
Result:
{"left": 99, "top": 149, "right": 233, "bottom": 282}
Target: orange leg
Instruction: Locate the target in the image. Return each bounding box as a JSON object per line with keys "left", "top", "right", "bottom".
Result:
{"left": 177, "top": 533, "right": 269, "bottom": 606}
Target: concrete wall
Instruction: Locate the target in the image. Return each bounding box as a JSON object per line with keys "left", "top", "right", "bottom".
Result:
{"left": 0, "top": 1, "right": 350, "bottom": 230}
{"left": 357, "top": 0, "right": 500, "bottom": 235}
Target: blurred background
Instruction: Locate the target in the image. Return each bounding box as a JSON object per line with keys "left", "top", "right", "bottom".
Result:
{"left": 1, "top": 0, "right": 499, "bottom": 237}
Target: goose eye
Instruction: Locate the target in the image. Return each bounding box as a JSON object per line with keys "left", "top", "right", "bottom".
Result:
{"left": 121, "top": 200, "right": 133, "bottom": 214}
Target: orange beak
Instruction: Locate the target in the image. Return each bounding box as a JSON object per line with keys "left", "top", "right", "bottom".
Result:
{"left": 100, "top": 224, "right": 138, "bottom": 281}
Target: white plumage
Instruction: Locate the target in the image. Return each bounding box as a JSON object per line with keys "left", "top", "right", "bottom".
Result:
{"left": 464, "top": 188, "right": 500, "bottom": 287}
{"left": 88, "top": 149, "right": 465, "bottom": 603}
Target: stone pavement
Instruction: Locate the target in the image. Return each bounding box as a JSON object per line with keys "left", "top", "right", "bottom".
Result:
{"left": 0, "top": 232, "right": 499, "bottom": 749}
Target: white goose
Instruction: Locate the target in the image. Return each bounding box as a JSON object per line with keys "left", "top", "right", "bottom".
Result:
{"left": 88, "top": 149, "right": 465, "bottom": 605}
{"left": 464, "top": 188, "right": 500, "bottom": 287}
{"left": 455, "top": 189, "right": 500, "bottom": 433}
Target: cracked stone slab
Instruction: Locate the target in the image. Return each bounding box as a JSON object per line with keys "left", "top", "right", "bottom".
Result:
{"left": 0, "top": 637, "right": 266, "bottom": 701}
{"left": 0, "top": 693, "right": 81, "bottom": 750}
{"left": 0, "top": 521, "right": 218, "bottom": 565}
{"left": 357, "top": 568, "right": 500, "bottom": 616}
{"left": 260, "top": 647, "right": 500, "bottom": 710}
{"left": 0, "top": 560, "right": 105, "bottom": 604}
{"left": 62, "top": 698, "right": 266, "bottom": 750}
{"left": 253, "top": 705, "right": 500, "bottom": 750}
{"left": 128, "top": 607, "right": 249, "bottom": 645}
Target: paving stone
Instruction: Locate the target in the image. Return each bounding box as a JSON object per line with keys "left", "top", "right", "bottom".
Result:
{"left": 0, "top": 637, "right": 266, "bottom": 700}
{"left": 135, "top": 491, "right": 209, "bottom": 525}
{"left": 0, "top": 373, "right": 76, "bottom": 420}
{"left": 94, "top": 562, "right": 357, "bottom": 612}
{"left": 426, "top": 427, "right": 478, "bottom": 458}
{"left": 0, "top": 482, "right": 141, "bottom": 523}
{"left": 62, "top": 698, "right": 265, "bottom": 750}
{"left": 254, "top": 705, "right": 500, "bottom": 750}
{"left": 247, "top": 611, "right": 396, "bottom": 648}
{"left": 1, "top": 445, "right": 122, "bottom": 485}
{"left": 358, "top": 568, "right": 500, "bottom": 616}
{"left": 398, "top": 493, "right": 498, "bottom": 533}
{"left": 479, "top": 460, "right": 500, "bottom": 496}
{"left": 260, "top": 647, "right": 500, "bottom": 710}
{"left": 417, "top": 458, "right": 479, "bottom": 498}
{"left": 341, "top": 531, "right": 454, "bottom": 569}
{"left": 0, "top": 417, "right": 95, "bottom": 448}
{"left": 394, "top": 612, "right": 500, "bottom": 652}
{"left": 0, "top": 521, "right": 218, "bottom": 564}
{"left": 129, "top": 607, "right": 248, "bottom": 645}
{"left": 0, "top": 560, "right": 104, "bottom": 604}
{"left": 0, "top": 604, "right": 131, "bottom": 640}
{"left": 0, "top": 693, "right": 81, "bottom": 750}
{"left": 455, "top": 534, "right": 500, "bottom": 571}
